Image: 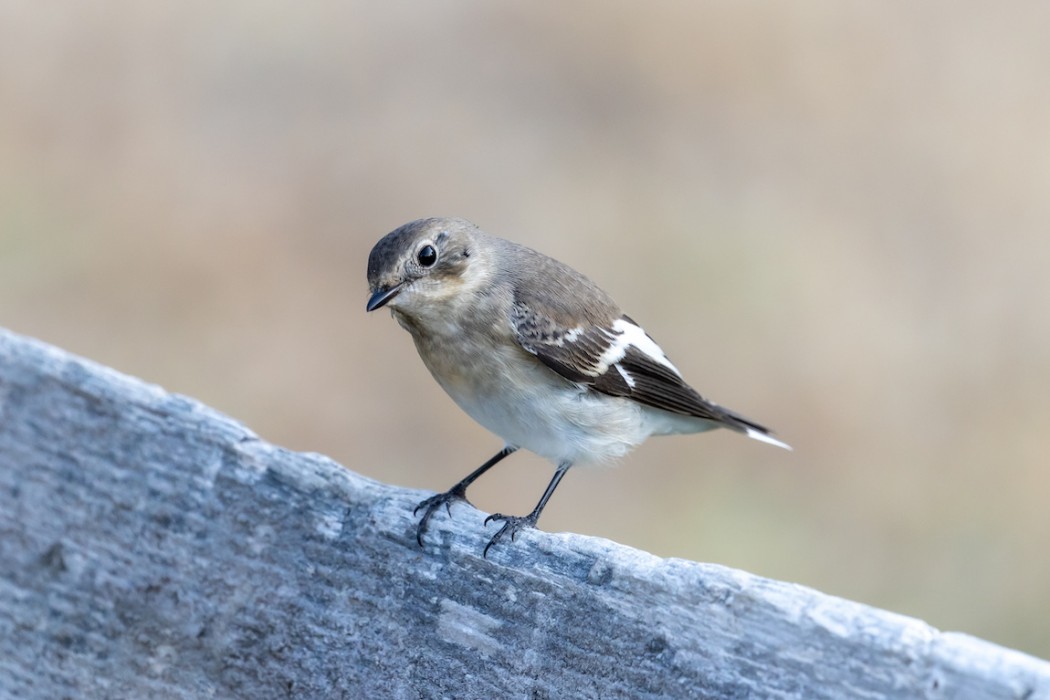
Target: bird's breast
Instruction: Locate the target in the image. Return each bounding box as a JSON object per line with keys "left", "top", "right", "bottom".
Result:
{"left": 412, "top": 326, "right": 653, "bottom": 465}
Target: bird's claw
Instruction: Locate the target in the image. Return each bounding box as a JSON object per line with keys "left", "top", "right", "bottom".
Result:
{"left": 414, "top": 487, "right": 469, "bottom": 547}
{"left": 482, "top": 512, "right": 538, "bottom": 558}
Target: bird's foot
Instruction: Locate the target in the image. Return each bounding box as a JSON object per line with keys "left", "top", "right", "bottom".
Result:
{"left": 482, "top": 512, "right": 539, "bottom": 558}
{"left": 413, "top": 486, "right": 470, "bottom": 547}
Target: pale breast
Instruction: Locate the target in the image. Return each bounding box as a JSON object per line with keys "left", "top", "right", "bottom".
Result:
{"left": 413, "top": 328, "right": 654, "bottom": 465}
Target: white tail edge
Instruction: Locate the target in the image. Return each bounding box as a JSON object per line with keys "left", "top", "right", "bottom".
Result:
{"left": 745, "top": 427, "right": 793, "bottom": 451}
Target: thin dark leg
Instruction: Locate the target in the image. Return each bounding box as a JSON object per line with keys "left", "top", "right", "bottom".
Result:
{"left": 414, "top": 446, "right": 518, "bottom": 547}
{"left": 483, "top": 461, "right": 572, "bottom": 558}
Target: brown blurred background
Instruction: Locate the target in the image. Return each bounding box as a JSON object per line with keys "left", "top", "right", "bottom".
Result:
{"left": 2, "top": 2, "right": 1048, "bottom": 657}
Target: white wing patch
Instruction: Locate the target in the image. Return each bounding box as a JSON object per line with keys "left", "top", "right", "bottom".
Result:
{"left": 595, "top": 318, "right": 682, "bottom": 378}
{"left": 614, "top": 364, "right": 636, "bottom": 389}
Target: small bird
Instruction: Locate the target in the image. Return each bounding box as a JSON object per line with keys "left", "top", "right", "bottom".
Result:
{"left": 366, "top": 217, "right": 789, "bottom": 556}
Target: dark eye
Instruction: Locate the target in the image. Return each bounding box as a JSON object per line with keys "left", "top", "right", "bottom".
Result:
{"left": 417, "top": 244, "right": 437, "bottom": 267}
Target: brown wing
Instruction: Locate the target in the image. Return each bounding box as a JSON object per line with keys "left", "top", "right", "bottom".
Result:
{"left": 511, "top": 302, "right": 774, "bottom": 435}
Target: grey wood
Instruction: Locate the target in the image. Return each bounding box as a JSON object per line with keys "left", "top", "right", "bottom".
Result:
{"left": 0, "top": 327, "right": 1047, "bottom": 699}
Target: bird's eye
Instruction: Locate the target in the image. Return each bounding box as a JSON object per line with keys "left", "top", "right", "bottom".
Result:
{"left": 417, "top": 244, "right": 437, "bottom": 267}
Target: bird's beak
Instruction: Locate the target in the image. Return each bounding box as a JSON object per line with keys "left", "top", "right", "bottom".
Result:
{"left": 366, "top": 283, "right": 403, "bottom": 312}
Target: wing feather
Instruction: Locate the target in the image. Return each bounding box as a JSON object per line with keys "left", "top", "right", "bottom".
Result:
{"left": 511, "top": 301, "right": 778, "bottom": 438}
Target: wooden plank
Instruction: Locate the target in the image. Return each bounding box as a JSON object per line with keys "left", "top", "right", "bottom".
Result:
{"left": 0, "top": 327, "right": 1047, "bottom": 699}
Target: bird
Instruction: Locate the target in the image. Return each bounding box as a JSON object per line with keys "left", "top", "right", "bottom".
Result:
{"left": 365, "top": 217, "right": 789, "bottom": 556}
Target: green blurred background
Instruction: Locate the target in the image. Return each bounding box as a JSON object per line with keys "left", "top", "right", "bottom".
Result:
{"left": 2, "top": 2, "right": 1048, "bottom": 658}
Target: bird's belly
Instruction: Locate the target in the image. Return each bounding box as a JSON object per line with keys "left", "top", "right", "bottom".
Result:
{"left": 421, "top": 342, "right": 650, "bottom": 465}
{"left": 456, "top": 381, "right": 652, "bottom": 465}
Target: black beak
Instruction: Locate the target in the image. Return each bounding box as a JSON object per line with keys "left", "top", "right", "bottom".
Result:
{"left": 366, "top": 283, "right": 403, "bottom": 312}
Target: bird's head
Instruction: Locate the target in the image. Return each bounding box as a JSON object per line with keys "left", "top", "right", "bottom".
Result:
{"left": 366, "top": 217, "right": 486, "bottom": 316}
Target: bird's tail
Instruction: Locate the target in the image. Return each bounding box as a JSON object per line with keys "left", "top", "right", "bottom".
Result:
{"left": 717, "top": 406, "right": 792, "bottom": 450}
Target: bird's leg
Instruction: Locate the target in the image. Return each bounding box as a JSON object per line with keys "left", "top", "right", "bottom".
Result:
{"left": 414, "top": 446, "right": 518, "bottom": 547}
{"left": 483, "top": 462, "right": 571, "bottom": 557}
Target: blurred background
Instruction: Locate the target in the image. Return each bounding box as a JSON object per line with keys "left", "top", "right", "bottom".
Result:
{"left": 2, "top": 2, "right": 1048, "bottom": 658}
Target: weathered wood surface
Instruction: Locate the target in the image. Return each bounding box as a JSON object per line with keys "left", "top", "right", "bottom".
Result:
{"left": 0, "top": 327, "right": 1047, "bottom": 700}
